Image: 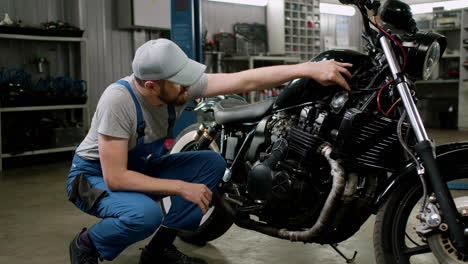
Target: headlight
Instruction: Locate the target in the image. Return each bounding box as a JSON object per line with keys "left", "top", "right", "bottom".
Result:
{"left": 401, "top": 32, "right": 446, "bottom": 80}
{"left": 422, "top": 41, "right": 441, "bottom": 80}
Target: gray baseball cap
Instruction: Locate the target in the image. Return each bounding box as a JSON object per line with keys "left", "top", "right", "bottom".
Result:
{"left": 132, "top": 39, "right": 206, "bottom": 86}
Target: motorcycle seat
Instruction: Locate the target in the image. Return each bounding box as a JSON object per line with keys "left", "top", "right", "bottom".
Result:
{"left": 213, "top": 98, "right": 274, "bottom": 125}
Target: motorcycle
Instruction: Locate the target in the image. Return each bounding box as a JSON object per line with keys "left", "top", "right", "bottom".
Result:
{"left": 167, "top": 0, "right": 468, "bottom": 263}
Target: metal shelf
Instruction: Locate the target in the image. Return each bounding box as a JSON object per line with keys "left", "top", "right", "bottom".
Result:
{"left": 0, "top": 33, "right": 84, "bottom": 42}
{"left": 223, "top": 55, "right": 301, "bottom": 63}
{"left": 285, "top": 43, "right": 311, "bottom": 46}
{"left": 416, "top": 79, "right": 459, "bottom": 84}
{"left": 442, "top": 54, "right": 460, "bottom": 58}
{"left": 433, "top": 27, "right": 460, "bottom": 31}
{"left": 0, "top": 104, "right": 87, "bottom": 112}
{"left": 1, "top": 146, "right": 76, "bottom": 158}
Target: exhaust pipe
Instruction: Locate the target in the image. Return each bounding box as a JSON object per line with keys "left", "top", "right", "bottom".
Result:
{"left": 235, "top": 143, "right": 346, "bottom": 242}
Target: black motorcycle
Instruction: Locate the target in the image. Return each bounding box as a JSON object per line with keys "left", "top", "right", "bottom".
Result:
{"left": 167, "top": 0, "right": 468, "bottom": 263}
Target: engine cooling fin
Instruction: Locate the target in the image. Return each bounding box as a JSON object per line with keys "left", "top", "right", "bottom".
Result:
{"left": 286, "top": 126, "right": 325, "bottom": 166}
{"left": 331, "top": 108, "right": 408, "bottom": 171}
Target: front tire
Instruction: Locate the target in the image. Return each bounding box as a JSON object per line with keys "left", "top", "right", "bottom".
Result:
{"left": 374, "top": 162, "right": 468, "bottom": 264}
{"left": 167, "top": 123, "right": 234, "bottom": 246}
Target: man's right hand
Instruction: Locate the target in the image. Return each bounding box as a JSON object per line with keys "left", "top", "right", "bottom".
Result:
{"left": 179, "top": 182, "right": 212, "bottom": 214}
{"left": 306, "top": 60, "right": 353, "bottom": 91}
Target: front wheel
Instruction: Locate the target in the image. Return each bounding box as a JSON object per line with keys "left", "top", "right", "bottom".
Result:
{"left": 374, "top": 163, "right": 468, "bottom": 263}
{"left": 166, "top": 123, "right": 234, "bottom": 246}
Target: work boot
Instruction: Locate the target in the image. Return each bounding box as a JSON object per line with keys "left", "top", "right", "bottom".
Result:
{"left": 139, "top": 245, "right": 207, "bottom": 264}
{"left": 69, "top": 228, "right": 101, "bottom": 264}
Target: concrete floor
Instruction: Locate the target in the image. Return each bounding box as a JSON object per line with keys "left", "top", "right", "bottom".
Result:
{"left": 1, "top": 129, "right": 467, "bottom": 264}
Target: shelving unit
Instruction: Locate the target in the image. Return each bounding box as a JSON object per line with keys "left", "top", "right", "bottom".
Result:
{"left": 267, "top": 0, "right": 321, "bottom": 61}
{"left": 222, "top": 55, "right": 301, "bottom": 103}
{"left": 0, "top": 33, "right": 89, "bottom": 170}
{"left": 414, "top": 8, "right": 468, "bottom": 130}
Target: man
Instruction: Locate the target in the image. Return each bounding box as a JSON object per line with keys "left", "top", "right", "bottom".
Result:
{"left": 67, "top": 38, "right": 352, "bottom": 264}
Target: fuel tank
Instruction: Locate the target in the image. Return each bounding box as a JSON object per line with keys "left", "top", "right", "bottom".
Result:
{"left": 273, "top": 49, "right": 374, "bottom": 110}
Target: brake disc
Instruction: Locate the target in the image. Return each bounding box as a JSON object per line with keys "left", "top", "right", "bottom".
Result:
{"left": 428, "top": 196, "right": 468, "bottom": 263}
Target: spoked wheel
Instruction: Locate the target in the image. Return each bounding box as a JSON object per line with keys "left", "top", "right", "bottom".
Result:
{"left": 374, "top": 174, "right": 468, "bottom": 264}
{"left": 164, "top": 124, "right": 234, "bottom": 246}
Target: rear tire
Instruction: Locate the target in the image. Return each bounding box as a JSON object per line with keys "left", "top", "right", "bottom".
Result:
{"left": 168, "top": 123, "right": 234, "bottom": 246}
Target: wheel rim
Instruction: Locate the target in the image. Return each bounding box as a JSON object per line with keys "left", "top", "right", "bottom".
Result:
{"left": 388, "top": 180, "right": 468, "bottom": 263}
{"left": 391, "top": 185, "right": 433, "bottom": 263}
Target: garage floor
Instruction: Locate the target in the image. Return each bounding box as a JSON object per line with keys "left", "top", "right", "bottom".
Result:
{"left": 1, "top": 129, "right": 468, "bottom": 264}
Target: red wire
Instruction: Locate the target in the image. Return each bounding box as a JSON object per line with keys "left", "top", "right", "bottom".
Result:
{"left": 373, "top": 17, "right": 407, "bottom": 72}
{"left": 373, "top": 17, "right": 407, "bottom": 116}
{"left": 384, "top": 98, "right": 402, "bottom": 116}
{"left": 377, "top": 80, "right": 394, "bottom": 115}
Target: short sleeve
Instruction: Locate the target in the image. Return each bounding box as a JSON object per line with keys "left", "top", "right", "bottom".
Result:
{"left": 95, "top": 87, "right": 135, "bottom": 139}
{"left": 187, "top": 73, "right": 208, "bottom": 101}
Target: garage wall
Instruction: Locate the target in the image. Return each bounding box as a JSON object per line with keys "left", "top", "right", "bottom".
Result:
{"left": 0, "top": 0, "right": 363, "bottom": 112}
{"left": 320, "top": 13, "right": 363, "bottom": 52}
{"left": 0, "top": 0, "right": 65, "bottom": 26}
{"left": 79, "top": 0, "right": 133, "bottom": 113}
{"left": 201, "top": 0, "right": 266, "bottom": 40}
{"left": 201, "top": 0, "right": 363, "bottom": 54}
{"left": 0, "top": 0, "right": 76, "bottom": 82}
{"left": 0, "top": 0, "right": 134, "bottom": 113}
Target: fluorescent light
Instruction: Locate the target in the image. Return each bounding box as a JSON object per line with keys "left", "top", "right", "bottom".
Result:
{"left": 207, "top": 0, "right": 268, "bottom": 6}
{"left": 410, "top": 0, "right": 468, "bottom": 15}
{"left": 320, "top": 3, "right": 356, "bottom": 16}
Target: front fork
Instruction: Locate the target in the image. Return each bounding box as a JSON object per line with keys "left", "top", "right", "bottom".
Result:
{"left": 379, "top": 36, "right": 468, "bottom": 252}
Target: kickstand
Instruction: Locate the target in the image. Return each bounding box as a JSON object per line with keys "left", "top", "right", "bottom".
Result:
{"left": 329, "top": 244, "right": 358, "bottom": 263}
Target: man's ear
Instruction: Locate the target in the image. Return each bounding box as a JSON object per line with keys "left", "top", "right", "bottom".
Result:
{"left": 144, "top": 80, "right": 161, "bottom": 95}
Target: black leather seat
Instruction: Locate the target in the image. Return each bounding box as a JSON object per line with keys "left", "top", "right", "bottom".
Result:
{"left": 213, "top": 98, "right": 274, "bottom": 125}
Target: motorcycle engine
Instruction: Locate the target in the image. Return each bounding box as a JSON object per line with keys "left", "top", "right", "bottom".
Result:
{"left": 247, "top": 105, "right": 333, "bottom": 229}
{"left": 246, "top": 84, "right": 404, "bottom": 231}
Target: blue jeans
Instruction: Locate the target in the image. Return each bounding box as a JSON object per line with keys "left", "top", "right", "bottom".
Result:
{"left": 66, "top": 151, "right": 226, "bottom": 260}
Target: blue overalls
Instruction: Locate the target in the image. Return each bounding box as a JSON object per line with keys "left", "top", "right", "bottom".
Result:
{"left": 66, "top": 80, "right": 226, "bottom": 260}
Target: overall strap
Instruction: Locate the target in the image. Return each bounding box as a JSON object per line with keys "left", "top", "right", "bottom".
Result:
{"left": 166, "top": 104, "right": 176, "bottom": 139}
{"left": 115, "top": 80, "right": 145, "bottom": 145}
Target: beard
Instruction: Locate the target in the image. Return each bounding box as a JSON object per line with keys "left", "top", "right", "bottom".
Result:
{"left": 158, "top": 85, "right": 188, "bottom": 106}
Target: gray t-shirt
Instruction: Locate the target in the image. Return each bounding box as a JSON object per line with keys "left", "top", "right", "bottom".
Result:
{"left": 76, "top": 74, "right": 208, "bottom": 160}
